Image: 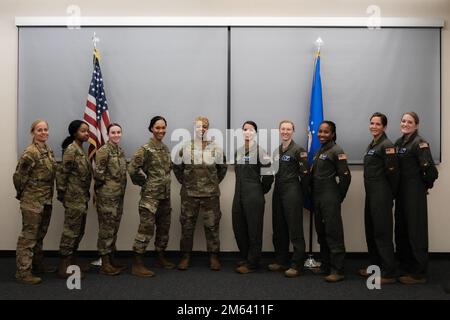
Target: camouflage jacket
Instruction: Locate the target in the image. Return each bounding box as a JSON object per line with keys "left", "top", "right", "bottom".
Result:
{"left": 13, "top": 142, "right": 56, "bottom": 210}
{"left": 56, "top": 141, "right": 92, "bottom": 203}
{"left": 173, "top": 140, "right": 227, "bottom": 197}
{"left": 94, "top": 141, "right": 127, "bottom": 198}
{"left": 128, "top": 138, "right": 171, "bottom": 200}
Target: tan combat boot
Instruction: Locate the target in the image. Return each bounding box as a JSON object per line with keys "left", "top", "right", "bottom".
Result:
{"left": 32, "top": 253, "right": 57, "bottom": 274}
{"left": 285, "top": 267, "right": 300, "bottom": 278}
{"left": 99, "top": 254, "right": 121, "bottom": 276}
{"left": 131, "top": 254, "right": 155, "bottom": 277}
{"left": 268, "top": 263, "right": 289, "bottom": 272}
{"left": 177, "top": 253, "right": 191, "bottom": 271}
{"left": 71, "top": 253, "right": 90, "bottom": 273}
{"left": 155, "top": 251, "right": 176, "bottom": 269}
{"left": 110, "top": 251, "right": 127, "bottom": 272}
{"left": 209, "top": 254, "right": 221, "bottom": 271}
{"left": 15, "top": 271, "right": 42, "bottom": 285}
{"left": 325, "top": 272, "right": 345, "bottom": 283}
{"left": 57, "top": 255, "right": 72, "bottom": 279}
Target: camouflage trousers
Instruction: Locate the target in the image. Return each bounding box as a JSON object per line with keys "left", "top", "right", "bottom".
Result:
{"left": 180, "top": 195, "right": 221, "bottom": 253}
{"left": 96, "top": 196, "right": 124, "bottom": 256}
{"left": 16, "top": 204, "right": 52, "bottom": 275}
{"left": 59, "top": 201, "right": 88, "bottom": 256}
{"left": 132, "top": 197, "right": 171, "bottom": 254}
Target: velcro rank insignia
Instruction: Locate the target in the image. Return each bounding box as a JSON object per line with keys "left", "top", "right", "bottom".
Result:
{"left": 300, "top": 152, "right": 308, "bottom": 158}
{"left": 134, "top": 156, "right": 143, "bottom": 165}
{"left": 385, "top": 147, "right": 395, "bottom": 155}
{"left": 338, "top": 153, "right": 347, "bottom": 160}
{"left": 419, "top": 142, "right": 429, "bottom": 149}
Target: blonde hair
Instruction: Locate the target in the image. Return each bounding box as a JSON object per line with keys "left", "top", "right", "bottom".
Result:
{"left": 279, "top": 120, "right": 295, "bottom": 131}
{"left": 30, "top": 119, "right": 48, "bottom": 142}
{"left": 195, "top": 116, "right": 210, "bottom": 128}
{"left": 402, "top": 111, "right": 420, "bottom": 125}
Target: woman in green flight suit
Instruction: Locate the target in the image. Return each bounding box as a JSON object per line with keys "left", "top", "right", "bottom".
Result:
{"left": 395, "top": 112, "right": 438, "bottom": 285}
{"left": 311, "top": 120, "right": 351, "bottom": 283}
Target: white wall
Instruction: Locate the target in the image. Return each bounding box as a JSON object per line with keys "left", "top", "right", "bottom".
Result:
{"left": 1, "top": 0, "right": 449, "bottom": 252}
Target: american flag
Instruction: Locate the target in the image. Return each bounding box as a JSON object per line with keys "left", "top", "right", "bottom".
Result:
{"left": 83, "top": 48, "right": 110, "bottom": 160}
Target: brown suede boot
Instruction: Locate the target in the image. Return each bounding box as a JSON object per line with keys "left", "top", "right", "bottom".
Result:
{"left": 110, "top": 251, "right": 127, "bottom": 272}
{"left": 209, "top": 254, "right": 221, "bottom": 271}
{"left": 15, "top": 271, "right": 42, "bottom": 285}
{"left": 177, "top": 253, "right": 191, "bottom": 271}
{"left": 32, "top": 253, "right": 57, "bottom": 274}
{"left": 71, "top": 254, "right": 91, "bottom": 273}
{"left": 131, "top": 254, "right": 155, "bottom": 277}
{"left": 155, "top": 251, "right": 176, "bottom": 269}
{"left": 58, "top": 255, "right": 86, "bottom": 279}
{"left": 99, "top": 255, "right": 121, "bottom": 276}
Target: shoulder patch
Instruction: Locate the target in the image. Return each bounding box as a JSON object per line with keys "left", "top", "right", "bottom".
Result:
{"left": 338, "top": 153, "right": 347, "bottom": 160}
{"left": 385, "top": 147, "right": 396, "bottom": 155}
{"left": 419, "top": 142, "right": 429, "bottom": 149}
{"left": 300, "top": 152, "right": 308, "bottom": 158}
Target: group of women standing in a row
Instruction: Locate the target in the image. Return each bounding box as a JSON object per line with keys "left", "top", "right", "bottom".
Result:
{"left": 13, "top": 112, "right": 437, "bottom": 286}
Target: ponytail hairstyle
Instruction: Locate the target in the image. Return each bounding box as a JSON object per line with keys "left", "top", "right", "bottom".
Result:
{"left": 61, "top": 120, "right": 88, "bottom": 154}
{"left": 30, "top": 119, "right": 49, "bottom": 143}
{"left": 402, "top": 111, "right": 420, "bottom": 126}
{"left": 107, "top": 122, "right": 122, "bottom": 134}
{"left": 148, "top": 116, "right": 167, "bottom": 132}
{"left": 320, "top": 120, "right": 337, "bottom": 142}
{"left": 370, "top": 112, "right": 388, "bottom": 127}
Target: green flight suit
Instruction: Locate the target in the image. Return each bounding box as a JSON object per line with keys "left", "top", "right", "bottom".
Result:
{"left": 272, "top": 140, "right": 310, "bottom": 269}
{"left": 395, "top": 131, "right": 438, "bottom": 276}
{"left": 312, "top": 141, "right": 351, "bottom": 274}
{"left": 232, "top": 143, "right": 273, "bottom": 268}
{"left": 363, "top": 133, "right": 399, "bottom": 277}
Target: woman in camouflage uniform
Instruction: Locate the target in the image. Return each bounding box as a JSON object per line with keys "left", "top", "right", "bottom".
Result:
{"left": 395, "top": 112, "right": 438, "bottom": 285}
{"left": 94, "top": 123, "right": 127, "bottom": 276}
{"left": 128, "top": 116, "right": 174, "bottom": 277}
{"left": 13, "top": 119, "right": 56, "bottom": 285}
{"left": 56, "top": 120, "right": 92, "bottom": 278}
{"left": 173, "top": 116, "right": 228, "bottom": 271}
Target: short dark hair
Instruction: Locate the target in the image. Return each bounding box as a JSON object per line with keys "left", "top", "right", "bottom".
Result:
{"left": 242, "top": 120, "right": 258, "bottom": 132}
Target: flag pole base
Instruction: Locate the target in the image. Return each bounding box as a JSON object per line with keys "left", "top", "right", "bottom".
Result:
{"left": 304, "top": 254, "right": 321, "bottom": 269}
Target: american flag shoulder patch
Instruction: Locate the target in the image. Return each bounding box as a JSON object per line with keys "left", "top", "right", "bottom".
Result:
{"left": 385, "top": 147, "right": 395, "bottom": 155}
{"left": 338, "top": 153, "right": 347, "bottom": 160}
{"left": 300, "top": 152, "right": 308, "bottom": 158}
{"left": 419, "top": 142, "right": 429, "bottom": 149}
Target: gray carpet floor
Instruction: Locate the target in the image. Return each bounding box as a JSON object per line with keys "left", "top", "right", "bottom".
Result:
{"left": 1, "top": 255, "right": 450, "bottom": 300}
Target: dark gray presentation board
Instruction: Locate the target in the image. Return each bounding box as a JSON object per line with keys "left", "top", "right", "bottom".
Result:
{"left": 18, "top": 27, "right": 228, "bottom": 159}
{"left": 230, "top": 27, "right": 440, "bottom": 163}
{"left": 18, "top": 26, "right": 440, "bottom": 163}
